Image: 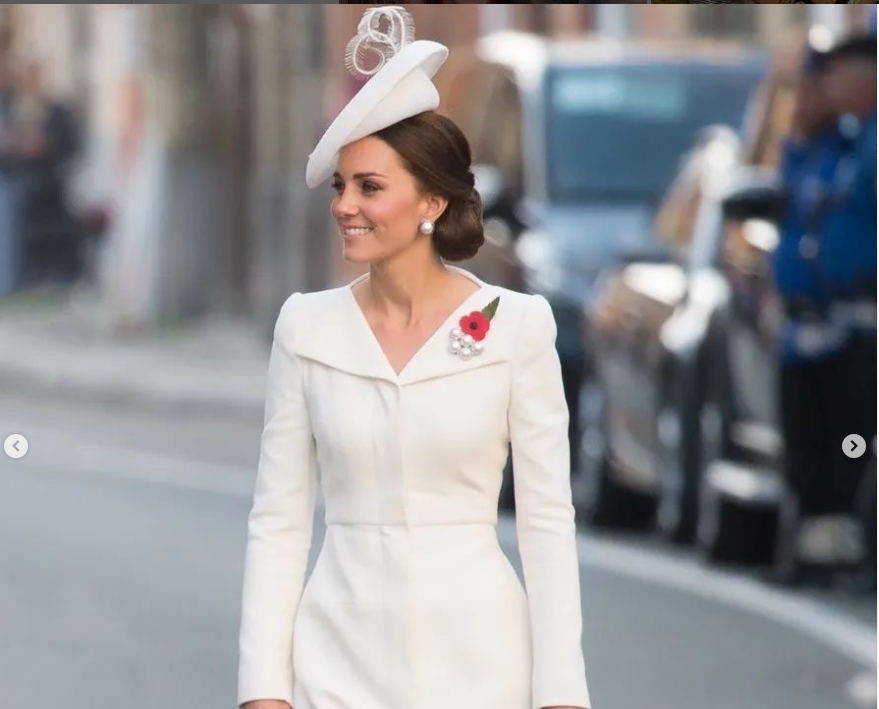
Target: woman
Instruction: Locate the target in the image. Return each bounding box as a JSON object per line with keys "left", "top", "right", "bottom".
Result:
{"left": 237, "top": 7, "right": 592, "bottom": 709}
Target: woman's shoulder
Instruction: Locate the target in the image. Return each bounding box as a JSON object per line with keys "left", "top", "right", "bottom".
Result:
{"left": 273, "top": 286, "right": 349, "bottom": 340}
{"left": 484, "top": 285, "right": 552, "bottom": 325}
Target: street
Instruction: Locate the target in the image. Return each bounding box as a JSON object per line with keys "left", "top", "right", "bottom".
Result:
{"left": 1, "top": 391, "right": 874, "bottom": 709}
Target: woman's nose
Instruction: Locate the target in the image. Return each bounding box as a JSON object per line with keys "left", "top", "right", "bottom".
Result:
{"left": 333, "top": 193, "right": 360, "bottom": 217}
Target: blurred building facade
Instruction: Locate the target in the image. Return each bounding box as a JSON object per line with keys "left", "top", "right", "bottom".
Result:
{"left": 0, "top": 4, "right": 871, "bottom": 332}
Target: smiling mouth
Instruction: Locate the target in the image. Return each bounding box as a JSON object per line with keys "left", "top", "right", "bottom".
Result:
{"left": 343, "top": 226, "right": 374, "bottom": 237}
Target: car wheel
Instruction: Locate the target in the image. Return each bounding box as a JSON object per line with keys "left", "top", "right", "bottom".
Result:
{"left": 696, "top": 474, "right": 749, "bottom": 564}
{"left": 770, "top": 483, "right": 803, "bottom": 586}
{"left": 697, "top": 474, "right": 778, "bottom": 567}
{"left": 695, "top": 398, "right": 753, "bottom": 564}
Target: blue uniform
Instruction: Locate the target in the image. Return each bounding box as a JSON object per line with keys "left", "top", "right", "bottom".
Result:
{"left": 816, "top": 111, "right": 877, "bottom": 301}
{"left": 773, "top": 127, "right": 848, "bottom": 363}
{"left": 773, "top": 128, "right": 846, "bottom": 304}
{"left": 773, "top": 113, "right": 878, "bottom": 364}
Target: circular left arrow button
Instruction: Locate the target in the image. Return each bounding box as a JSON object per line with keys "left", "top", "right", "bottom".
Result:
{"left": 4, "top": 434, "right": 28, "bottom": 459}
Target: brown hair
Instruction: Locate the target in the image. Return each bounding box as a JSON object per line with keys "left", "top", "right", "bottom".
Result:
{"left": 373, "top": 111, "right": 483, "bottom": 262}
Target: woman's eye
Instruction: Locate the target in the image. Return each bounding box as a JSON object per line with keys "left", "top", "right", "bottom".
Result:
{"left": 332, "top": 181, "right": 377, "bottom": 194}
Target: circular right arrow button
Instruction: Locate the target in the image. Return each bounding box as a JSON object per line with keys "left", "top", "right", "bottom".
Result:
{"left": 843, "top": 434, "right": 867, "bottom": 459}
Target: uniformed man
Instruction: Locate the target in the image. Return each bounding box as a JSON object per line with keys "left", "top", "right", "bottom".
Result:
{"left": 817, "top": 33, "right": 877, "bottom": 575}
{"left": 773, "top": 34, "right": 877, "bottom": 582}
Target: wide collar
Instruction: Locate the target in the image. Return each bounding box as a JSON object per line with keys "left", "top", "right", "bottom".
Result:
{"left": 289, "top": 266, "right": 514, "bottom": 387}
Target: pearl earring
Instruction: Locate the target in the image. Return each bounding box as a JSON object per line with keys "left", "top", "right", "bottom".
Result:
{"left": 419, "top": 219, "right": 434, "bottom": 235}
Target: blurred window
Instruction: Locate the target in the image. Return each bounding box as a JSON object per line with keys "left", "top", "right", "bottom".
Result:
{"left": 544, "top": 61, "right": 765, "bottom": 204}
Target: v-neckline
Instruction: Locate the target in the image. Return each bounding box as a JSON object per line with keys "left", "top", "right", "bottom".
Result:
{"left": 345, "top": 266, "right": 487, "bottom": 380}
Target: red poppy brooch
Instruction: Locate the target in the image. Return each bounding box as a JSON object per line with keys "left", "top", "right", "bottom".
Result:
{"left": 448, "top": 296, "right": 500, "bottom": 360}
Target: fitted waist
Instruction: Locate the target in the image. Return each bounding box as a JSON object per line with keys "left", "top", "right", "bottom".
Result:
{"left": 302, "top": 520, "right": 527, "bottom": 626}
{"left": 315, "top": 521, "right": 512, "bottom": 594}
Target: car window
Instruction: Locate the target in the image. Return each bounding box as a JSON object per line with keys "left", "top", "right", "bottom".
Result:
{"left": 544, "top": 60, "right": 766, "bottom": 205}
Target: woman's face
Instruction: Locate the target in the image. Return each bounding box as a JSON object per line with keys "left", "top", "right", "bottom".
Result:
{"left": 331, "top": 136, "right": 447, "bottom": 264}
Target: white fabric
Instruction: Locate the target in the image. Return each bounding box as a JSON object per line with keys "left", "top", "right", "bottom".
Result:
{"left": 237, "top": 266, "right": 592, "bottom": 709}
{"left": 305, "top": 39, "right": 448, "bottom": 189}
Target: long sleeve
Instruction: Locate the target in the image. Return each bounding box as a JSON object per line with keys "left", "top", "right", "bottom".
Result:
{"left": 238, "top": 292, "right": 319, "bottom": 708}
{"left": 509, "top": 294, "right": 592, "bottom": 709}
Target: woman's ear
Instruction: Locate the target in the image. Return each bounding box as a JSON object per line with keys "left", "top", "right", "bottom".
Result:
{"left": 423, "top": 193, "right": 449, "bottom": 224}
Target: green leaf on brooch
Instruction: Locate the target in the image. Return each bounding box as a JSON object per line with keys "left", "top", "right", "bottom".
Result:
{"left": 481, "top": 296, "right": 500, "bottom": 321}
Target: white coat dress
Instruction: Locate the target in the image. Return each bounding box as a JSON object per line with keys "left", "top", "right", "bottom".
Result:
{"left": 237, "top": 265, "right": 592, "bottom": 709}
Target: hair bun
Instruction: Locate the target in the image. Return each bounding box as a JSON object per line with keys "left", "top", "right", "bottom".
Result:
{"left": 373, "top": 111, "right": 485, "bottom": 262}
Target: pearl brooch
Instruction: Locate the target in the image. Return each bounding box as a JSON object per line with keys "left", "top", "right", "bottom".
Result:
{"left": 448, "top": 296, "right": 499, "bottom": 361}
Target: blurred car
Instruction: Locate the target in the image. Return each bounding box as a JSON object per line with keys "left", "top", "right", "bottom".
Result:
{"left": 442, "top": 31, "right": 768, "bottom": 509}
{"left": 583, "top": 134, "right": 788, "bottom": 557}
{"left": 578, "top": 33, "right": 858, "bottom": 568}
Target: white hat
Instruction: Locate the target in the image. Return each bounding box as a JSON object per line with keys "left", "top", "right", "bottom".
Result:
{"left": 305, "top": 6, "right": 449, "bottom": 189}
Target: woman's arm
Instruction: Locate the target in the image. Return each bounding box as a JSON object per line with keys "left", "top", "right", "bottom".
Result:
{"left": 508, "top": 294, "right": 592, "bottom": 709}
{"left": 238, "top": 293, "right": 319, "bottom": 709}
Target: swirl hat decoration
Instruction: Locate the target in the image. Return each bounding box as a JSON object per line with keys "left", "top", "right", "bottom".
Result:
{"left": 305, "top": 6, "right": 449, "bottom": 189}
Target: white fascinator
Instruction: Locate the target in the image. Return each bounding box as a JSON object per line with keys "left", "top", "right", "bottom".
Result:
{"left": 305, "top": 5, "right": 449, "bottom": 189}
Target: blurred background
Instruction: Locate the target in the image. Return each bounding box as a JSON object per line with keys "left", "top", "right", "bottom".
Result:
{"left": 0, "top": 4, "right": 876, "bottom": 709}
